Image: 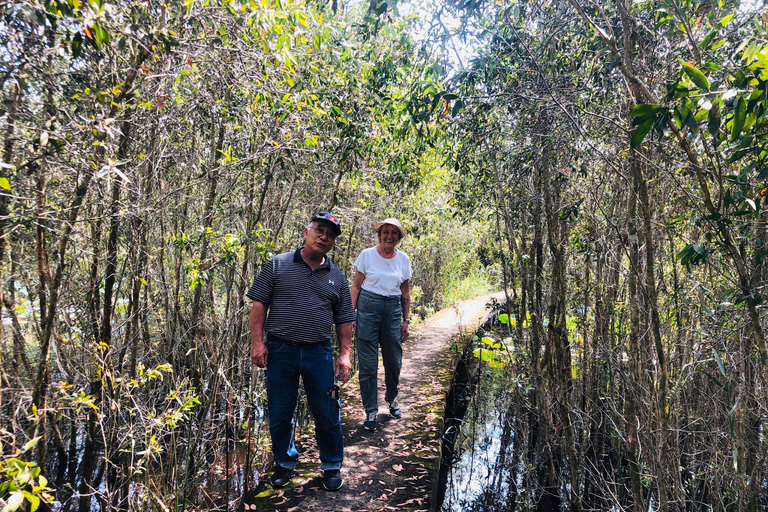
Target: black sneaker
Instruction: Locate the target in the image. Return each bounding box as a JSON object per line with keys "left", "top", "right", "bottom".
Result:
{"left": 387, "top": 398, "right": 402, "bottom": 419}
{"left": 322, "top": 469, "right": 343, "bottom": 491}
{"left": 269, "top": 465, "right": 293, "bottom": 488}
{"left": 363, "top": 411, "right": 378, "bottom": 431}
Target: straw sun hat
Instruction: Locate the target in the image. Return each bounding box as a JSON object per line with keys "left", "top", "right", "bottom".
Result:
{"left": 374, "top": 218, "right": 407, "bottom": 239}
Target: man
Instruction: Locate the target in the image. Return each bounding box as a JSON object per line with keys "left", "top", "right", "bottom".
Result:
{"left": 247, "top": 212, "right": 355, "bottom": 491}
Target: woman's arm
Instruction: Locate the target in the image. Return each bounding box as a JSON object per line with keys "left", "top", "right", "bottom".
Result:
{"left": 400, "top": 279, "right": 411, "bottom": 341}
{"left": 351, "top": 270, "right": 365, "bottom": 311}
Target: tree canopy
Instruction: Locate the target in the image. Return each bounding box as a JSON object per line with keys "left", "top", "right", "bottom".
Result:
{"left": 1, "top": 0, "right": 768, "bottom": 510}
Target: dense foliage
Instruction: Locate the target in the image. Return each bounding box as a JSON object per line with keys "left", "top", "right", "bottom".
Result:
{"left": 1, "top": 0, "right": 768, "bottom": 510}
{"left": 433, "top": 0, "right": 768, "bottom": 509}
{"left": 0, "top": 0, "right": 489, "bottom": 510}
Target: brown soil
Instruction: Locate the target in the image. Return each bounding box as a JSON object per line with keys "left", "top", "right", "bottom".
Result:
{"left": 240, "top": 292, "right": 503, "bottom": 512}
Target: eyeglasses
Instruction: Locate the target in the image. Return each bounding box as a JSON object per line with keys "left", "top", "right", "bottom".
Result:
{"left": 312, "top": 226, "right": 338, "bottom": 240}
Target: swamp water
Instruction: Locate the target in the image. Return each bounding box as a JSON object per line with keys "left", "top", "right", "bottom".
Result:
{"left": 436, "top": 331, "right": 529, "bottom": 512}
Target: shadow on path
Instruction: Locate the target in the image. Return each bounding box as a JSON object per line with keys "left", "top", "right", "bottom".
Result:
{"left": 240, "top": 292, "right": 504, "bottom": 512}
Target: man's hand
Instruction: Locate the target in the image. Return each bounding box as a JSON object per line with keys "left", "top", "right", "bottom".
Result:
{"left": 335, "top": 353, "right": 351, "bottom": 382}
{"left": 335, "top": 321, "right": 353, "bottom": 382}
{"left": 251, "top": 340, "right": 268, "bottom": 368}
{"left": 401, "top": 322, "right": 409, "bottom": 342}
{"left": 249, "top": 301, "right": 268, "bottom": 368}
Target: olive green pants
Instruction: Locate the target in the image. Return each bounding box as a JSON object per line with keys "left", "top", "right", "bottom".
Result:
{"left": 356, "top": 289, "right": 402, "bottom": 413}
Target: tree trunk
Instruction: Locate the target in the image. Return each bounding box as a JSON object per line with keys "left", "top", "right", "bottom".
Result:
{"left": 625, "top": 161, "right": 645, "bottom": 512}
{"left": 540, "top": 150, "right": 582, "bottom": 512}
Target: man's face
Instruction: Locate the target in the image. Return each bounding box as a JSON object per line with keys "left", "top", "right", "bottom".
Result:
{"left": 304, "top": 220, "right": 337, "bottom": 255}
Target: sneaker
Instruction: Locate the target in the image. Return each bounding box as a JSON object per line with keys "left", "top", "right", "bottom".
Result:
{"left": 363, "top": 411, "right": 378, "bottom": 431}
{"left": 387, "top": 398, "right": 402, "bottom": 419}
{"left": 322, "top": 469, "right": 343, "bottom": 491}
{"left": 269, "top": 465, "right": 293, "bottom": 488}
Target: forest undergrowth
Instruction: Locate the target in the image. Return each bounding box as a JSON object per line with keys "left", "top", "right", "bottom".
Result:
{"left": 2, "top": 0, "right": 768, "bottom": 510}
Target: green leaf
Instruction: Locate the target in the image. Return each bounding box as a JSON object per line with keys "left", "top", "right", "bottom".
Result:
{"left": 21, "top": 491, "right": 40, "bottom": 511}
{"left": 731, "top": 96, "right": 746, "bottom": 141}
{"left": 631, "top": 103, "right": 658, "bottom": 120}
{"left": 23, "top": 436, "right": 42, "bottom": 452}
{"left": 451, "top": 99, "right": 463, "bottom": 117}
{"left": 677, "top": 243, "right": 707, "bottom": 266}
{"left": 711, "top": 39, "right": 726, "bottom": 50}
{"left": 92, "top": 22, "right": 109, "bottom": 47}
{"left": 6, "top": 491, "right": 24, "bottom": 511}
{"left": 498, "top": 313, "right": 509, "bottom": 325}
{"left": 680, "top": 60, "right": 710, "bottom": 91}
{"left": 717, "top": 13, "right": 734, "bottom": 26}
{"left": 713, "top": 348, "right": 726, "bottom": 378}
{"left": 631, "top": 119, "right": 653, "bottom": 148}
{"left": 71, "top": 32, "right": 83, "bottom": 58}
{"left": 699, "top": 30, "right": 715, "bottom": 49}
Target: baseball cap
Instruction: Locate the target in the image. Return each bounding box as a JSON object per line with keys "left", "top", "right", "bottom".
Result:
{"left": 310, "top": 211, "right": 342, "bottom": 236}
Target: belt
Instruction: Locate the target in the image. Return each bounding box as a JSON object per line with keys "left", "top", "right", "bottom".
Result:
{"left": 360, "top": 289, "right": 401, "bottom": 302}
{"left": 267, "top": 332, "right": 321, "bottom": 347}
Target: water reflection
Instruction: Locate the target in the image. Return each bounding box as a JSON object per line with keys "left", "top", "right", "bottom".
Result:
{"left": 437, "top": 339, "right": 520, "bottom": 512}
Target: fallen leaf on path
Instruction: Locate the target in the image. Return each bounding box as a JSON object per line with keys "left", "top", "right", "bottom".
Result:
{"left": 369, "top": 465, "right": 376, "bottom": 471}
{"left": 392, "top": 464, "right": 403, "bottom": 471}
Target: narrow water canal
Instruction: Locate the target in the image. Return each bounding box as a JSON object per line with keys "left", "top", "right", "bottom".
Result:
{"left": 436, "top": 310, "right": 556, "bottom": 512}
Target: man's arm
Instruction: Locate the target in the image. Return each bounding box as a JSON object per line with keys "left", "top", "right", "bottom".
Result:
{"left": 250, "top": 301, "right": 268, "bottom": 367}
{"left": 335, "top": 321, "right": 353, "bottom": 382}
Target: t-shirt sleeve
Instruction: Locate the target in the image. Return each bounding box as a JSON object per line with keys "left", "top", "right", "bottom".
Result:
{"left": 404, "top": 253, "right": 413, "bottom": 280}
{"left": 353, "top": 250, "right": 368, "bottom": 274}
{"left": 246, "top": 258, "right": 274, "bottom": 305}
{"left": 334, "top": 274, "right": 356, "bottom": 324}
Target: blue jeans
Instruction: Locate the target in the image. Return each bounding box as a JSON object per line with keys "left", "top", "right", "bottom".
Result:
{"left": 265, "top": 333, "right": 343, "bottom": 471}
{"left": 356, "top": 289, "right": 403, "bottom": 413}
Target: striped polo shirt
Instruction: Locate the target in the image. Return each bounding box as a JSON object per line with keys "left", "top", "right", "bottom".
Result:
{"left": 246, "top": 246, "right": 355, "bottom": 345}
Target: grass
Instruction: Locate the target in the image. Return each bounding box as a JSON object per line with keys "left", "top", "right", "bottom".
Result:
{"left": 441, "top": 269, "right": 493, "bottom": 307}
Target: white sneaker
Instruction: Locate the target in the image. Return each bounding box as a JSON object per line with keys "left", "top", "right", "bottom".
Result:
{"left": 387, "top": 398, "right": 402, "bottom": 419}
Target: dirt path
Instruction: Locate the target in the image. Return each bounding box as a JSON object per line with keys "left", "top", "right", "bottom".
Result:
{"left": 241, "top": 292, "right": 503, "bottom": 512}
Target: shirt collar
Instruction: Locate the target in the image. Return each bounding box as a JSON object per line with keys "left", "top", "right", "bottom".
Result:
{"left": 294, "top": 246, "right": 331, "bottom": 269}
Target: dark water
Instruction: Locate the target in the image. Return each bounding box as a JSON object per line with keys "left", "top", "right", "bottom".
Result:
{"left": 436, "top": 336, "right": 523, "bottom": 512}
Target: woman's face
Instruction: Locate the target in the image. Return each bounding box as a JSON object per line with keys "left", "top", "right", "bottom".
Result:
{"left": 378, "top": 224, "right": 401, "bottom": 247}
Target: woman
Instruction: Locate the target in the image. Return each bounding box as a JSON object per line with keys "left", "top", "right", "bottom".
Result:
{"left": 351, "top": 218, "right": 412, "bottom": 432}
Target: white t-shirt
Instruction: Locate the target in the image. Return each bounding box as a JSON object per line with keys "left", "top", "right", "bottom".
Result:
{"left": 354, "top": 247, "right": 413, "bottom": 297}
